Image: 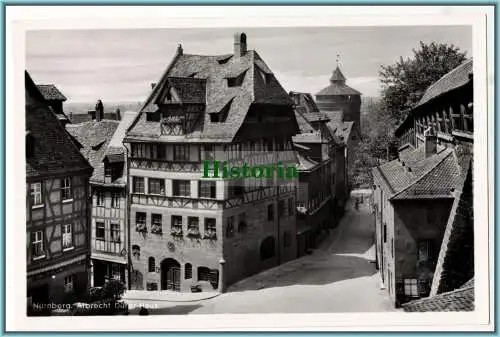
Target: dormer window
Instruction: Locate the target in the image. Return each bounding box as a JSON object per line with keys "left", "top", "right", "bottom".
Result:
{"left": 26, "top": 131, "right": 34, "bottom": 158}
{"left": 92, "top": 140, "right": 105, "bottom": 151}
{"left": 257, "top": 68, "right": 272, "bottom": 85}
{"left": 103, "top": 154, "right": 124, "bottom": 183}
{"left": 209, "top": 98, "right": 233, "bottom": 123}
{"left": 218, "top": 56, "right": 232, "bottom": 65}
{"left": 105, "top": 165, "right": 112, "bottom": 177}
{"left": 227, "top": 78, "right": 239, "bottom": 87}
{"left": 210, "top": 113, "right": 220, "bottom": 123}
{"left": 227, "top": 70, "right": 247, "bottom": 87}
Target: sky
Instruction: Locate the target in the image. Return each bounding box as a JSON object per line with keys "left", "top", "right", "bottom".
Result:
{"left": 26, "top": 26, "right": 472, "bottom": 103}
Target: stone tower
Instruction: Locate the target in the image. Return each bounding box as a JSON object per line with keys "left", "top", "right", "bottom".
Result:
{"left": 315, "top": 65, "right": 362, "bottom": 128}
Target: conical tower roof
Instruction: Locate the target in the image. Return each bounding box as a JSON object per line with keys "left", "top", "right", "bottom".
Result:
{"left": 316, "top": 65, "right": 361, "bottom": 96}
{"left": 330, "top": 66, "right": 346, "bottom": 84}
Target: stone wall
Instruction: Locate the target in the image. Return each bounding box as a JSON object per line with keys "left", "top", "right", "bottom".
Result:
{"left": 430, "top": 161, "right": 474, "bottom": 295}
{"left": 393, "top": 199, "right": 454, "bottom": 305}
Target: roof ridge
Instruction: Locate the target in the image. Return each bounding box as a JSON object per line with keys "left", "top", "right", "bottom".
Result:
{"left": 420, "top": 59, "right": 473, "bottom": 99}
{"left": 390, "top": 148, "right": 454, "bottom": 200}
{"left": 373, "top": 165, "right": 396, "bottom": 195}
{"left": 250, "top": 50, "right": 256, "bottom": 102}
{"left": 129, "top": 48, "right": 184, "bottom": 132}
{"left": 183, "top": 52, "right": 232, "bottom": 57}
{"left": 26, "top": 71, "right": 92, "bottom": 174}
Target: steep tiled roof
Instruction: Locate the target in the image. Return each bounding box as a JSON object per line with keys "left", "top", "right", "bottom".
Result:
{"left": 392, "top": 151, "right": 461, "bottom": 200}
{"left": 294, "top": 110, "right": 315, "bottom": 134}
{"left": 330, "top": 66, "right": 346, "bottom": 84}
{"left": 164, "top": 77, "right": 207, "bottom": 104}
{"left": 402, "top": 278, "right": 474, "bottom": 312}
{"left": 292, "top": 95, "right": 340, "bottom": 148}
{"left": 128, "top": 43, "right": 295, "bottom": 142}
{"left": 289, "top": 92, "right": 328, "bottom": 120}
{"left": 66, "top": 120, "right": 119, "bottom": 183}
{"left": 395, "top": 59, "right": 473, "bottom": 136}
{"left": 316, "top": 67, "right": 361, "bottom": 96}
{"left": 108, "top": 110, "right": 139, "bottom": 148}
{"left": 417, "top": 59, "right": 473, "bottom": 108}
{"left": 316, "top": 66, "right": 361, "bottom": 96}
{"left": 323, "top": 110, "right": 343, "bottom": 125}
{"left": 26, "top": 72, "right": 92, "bottom": 179}
{"left": 316, "top": 84, "right": 361, "bottom": 96}
{"left": 36, "top": 84, "right": 67, "bottom": 101}
{"left": 373, "top": 146, "right": 460, "bottom": 200}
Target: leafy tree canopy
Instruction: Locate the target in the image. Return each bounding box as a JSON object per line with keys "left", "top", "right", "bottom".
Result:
{"left": 380, "top": 41, "right": 467, "bottom": 122}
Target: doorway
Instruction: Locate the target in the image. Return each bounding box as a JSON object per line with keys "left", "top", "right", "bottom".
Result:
{"left": 161, "top": 258, "right": 181, "bottom": 291}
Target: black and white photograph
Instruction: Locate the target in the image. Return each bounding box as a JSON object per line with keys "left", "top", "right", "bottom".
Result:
{"left": 5, "top": 5, "right": 494, "bottom": 331}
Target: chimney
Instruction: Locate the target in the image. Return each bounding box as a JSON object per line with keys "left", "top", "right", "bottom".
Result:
{"left": 151, "top": 83, "right": 157, "bottom": 90}
{"left": 424, "top": 126, "right": 437, "bottom": 158}
{"left": 177, "top": 44, "right": 183, "bottom": 56}
{"left": 234, "top": 32, "right": 247, "bottom": 57}
{"left": 95, "top": 99, "right": 103, "bottom": 122}
{"left": 116, "top": 108, "right": 121, "bottom": 121}
{"left": 289, "top": 92, "right": 300, "bottom": 106}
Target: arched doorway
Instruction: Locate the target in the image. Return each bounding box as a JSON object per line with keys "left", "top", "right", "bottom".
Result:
{"left": 260, "top": 236, "right": 276, "bottom": 261}
{"left": 161, "top": 258, "right": 181, "bottom": 291}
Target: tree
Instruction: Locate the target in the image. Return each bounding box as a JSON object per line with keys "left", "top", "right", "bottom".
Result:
{"left": 351, "top": 98, "right": 399, "bottom": 187}
{"left": 380, "top": 41, "right": 467, "bottom": 122}
{"left": 361, "top": 98, "right": 398, "bottom": 159}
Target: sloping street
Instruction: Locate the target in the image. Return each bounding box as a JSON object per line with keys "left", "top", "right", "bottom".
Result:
{"left": 125, "top": 197, "right": 395, "bottom": 315}
{"left": 192, "top": 198, "right": 394, "bottom": 314}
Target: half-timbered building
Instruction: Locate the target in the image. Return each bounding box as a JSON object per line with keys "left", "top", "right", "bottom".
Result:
{"left": 26, "top": 71, "right": 93, "bottom": 307}
{"left": 67, "top": 111, "right": 138, "bottom": 288}
{"left": 290, "top": 92, "right": 346, "bottom": 257}
{"left": 372, "top": 59, "right": 473, "bottom": 307}
{"left": 124, "top": 33, "right": 299, "bottom": 292}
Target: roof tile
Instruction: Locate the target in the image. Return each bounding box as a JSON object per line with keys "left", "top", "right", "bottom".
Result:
{"left": 66, "top": 120, "right": 120, "bottom": 182}
{"left": 26, "top": 72, "right": 91, "bottom": 178}
{"left": 417, "top": 59, "right": 473, "bottom": 108}
{"left": 36, "top": 84, "right": 67, "bottom": 101}
{"left": 128, "top": 46, "right": 295, "bottom": 142}
{"left": 402, "top": 279, "right": 474, "bottom": 312}
{"left": 373, "top": 146, "right": 461, "bottom": 200}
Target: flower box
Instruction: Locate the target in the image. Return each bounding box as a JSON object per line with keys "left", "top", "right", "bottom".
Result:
{"left": 186, "top": 228, "right": 201, "bottom": 238}
{"left": 151, "top": 225, "right": 162, "bottom": 234}
{"left": 135, "top": 223, "right": 147, "bottom": 233}
{"left": 170, "top": 227, "right": 183, "bottom": 237}
{"left": 203, "top": 231, "right": 217, "bottom": 240}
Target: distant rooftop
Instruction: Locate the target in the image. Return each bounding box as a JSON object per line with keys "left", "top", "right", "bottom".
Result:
{"left": 36, "top": 84, "right": 67, "bottom": 102}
